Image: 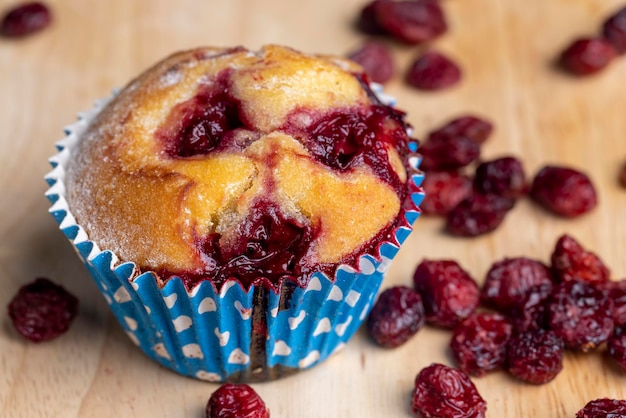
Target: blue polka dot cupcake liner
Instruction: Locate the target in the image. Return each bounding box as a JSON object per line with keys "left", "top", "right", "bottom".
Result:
{"left": 44, "top": 85, "right": 425, "bottom": 382}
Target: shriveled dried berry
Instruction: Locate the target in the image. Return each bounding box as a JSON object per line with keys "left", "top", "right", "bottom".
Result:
{"left": 446, "top": 193, "right": 514, "bottom": 237}
{"left": 550, "top": 234, "right": 610, "bottom": 285}
{"left": 7, "top": 277, "right": 79, "bottom": 342}
{"left": 413, "top": 259, "right": 480, "bottom": 328}
{"left": 429, "top": 115, "right": 493, "bottom": 146}
{"left": 412, "top": 363, "right": 486, "bottom": 418}
{"left": 367, "top": 286, "right": 425, "bottom": 348}
{"left": 347, "top": 41, "right": 395, "bottom": 84}
{"left": 374, "top": 0, "right": 447, "bottom": 44}
{"left": 530, "top": 165, "right": 598, "bottom": 217}
{"left": 206, "top": 383, "right": 269, "bottom": 418}
{"left": 420, "top": 171, "right": 473, "bottom": 216}
{"left": 599, "top": 279, "right": 626, "bottom": 326}
{"left": 620, "top": 161, "right": 626, "bottom": 188}
{"left": 608, "top": 326, "right": 626, "bottom": 373}
{"left": 560, "top": 38, "right": 616, "bottom": 75}
{"left": 0, "top": 2, "right": 51, "bottom": 37}
{"left": 474, "top": 157, "right": 527, "bottom": 199}
{"left": 602, "top": 7, "right": 626, "bottom": 54}
{"left": 450, "top": 312, "right": 512, "bottom": 377}
{"left": 481, "top": 257, "right": 554, "bottom": 331}
{"left": 506, "top": 329, "right": 564, "bottom": 384}
{"left": 356, "top": 0, "right": 387, "bottom": 35}
{"left": 419, "top": 135, "right": 480, "bottom": 171}
{"left": 576, "top": 398, "right": 626, "bottom": 418}
{"left": 406, "top": 51, "right": 461, "bottom": 91}
{"left": 547, "top": 280, "right": 614, "bottom": 351}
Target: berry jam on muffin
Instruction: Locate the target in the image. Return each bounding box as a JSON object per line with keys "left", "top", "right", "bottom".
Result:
{"left": 65, "top": 45, "right": 418, "bottom": 291}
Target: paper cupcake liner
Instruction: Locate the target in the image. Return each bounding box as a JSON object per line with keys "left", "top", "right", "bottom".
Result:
{"left": 45, "top": 85, "right": 425, "bottom": 382}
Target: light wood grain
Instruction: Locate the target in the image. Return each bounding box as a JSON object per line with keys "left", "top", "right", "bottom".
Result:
{"left": 1, "top": 0, "right": 625, "bottom": 417}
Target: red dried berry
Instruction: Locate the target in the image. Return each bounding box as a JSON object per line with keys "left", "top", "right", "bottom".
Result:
{"left": 506, "top": 329, "right": 564, "bottom": 384}
{"left": 620, "top": 161, "right": 626, "bottom": 188}
{"left": 474, "top": 157, "right": 527, "bottom": 199}
{"left": 0, "top": 2, "right": 51, "bottom": 37}
{"left": 602, "top": 7, "right": 626, "bottom": 54}
{"left": 446, "top": 193, "right": 514, "bottom": 237}
{"left": 367, "top": 286, "right": 425, "bottom": 348}
{"left": 206, "top": 383, "right": 269, "bottom": 418}
{"left": 530, "top": 165, "right": 598, "bottom": 217}
{"left": 420, "top": 171, "right": 473, "bottom": 216}
{"left": 599, "top": 279, "right": 626, "bottom": 326}
{"left": 547, "top": 280, "right": 614, "bottom": 352}
{"left": 481, "top": 257, "right": 554, "bottom": 331}
{"left": 406, "top": 51, "right": 461, "bottom": 91}
{"left": 356, "top": 0, "right": 387, "bottom": 35}
{"left": 413, "top": 259, "right": 480, "bottom": 328}
{"left": 608, "top": 326, "right": 626, "bottom": 373}
{"left": 412, "top": 363, "right": 487, "bottom": 418}
{"left": 550, "top": 234, "right": 610, "bottom": 285}
{"left": 7, "top": 278, "right": 79, "bottom": 342}
{"left": 450, "top": 312, "right": 513, "bottom": 377}
{"left": 374, "top": 0, "right": 447, "bottom": 44}
{"left": 419, "top": 135, "right": 480, "bottom": 172}
{"left": 347, "top": 41, "right": 395, "bottom": 84}
{"left": 576, "top": 398, "right": 626, "bottom": 418}
{"left": 429, "top": 115, "right": 494, "bottom": 146}
{"left": 560, "top": 38, "right": 616, "bottom": 75}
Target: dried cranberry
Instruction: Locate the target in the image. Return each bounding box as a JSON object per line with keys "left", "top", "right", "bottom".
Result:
{"left": 0, "top": 2, "right": 51, "bottom": 37}
{"left": 374, "top": 0, "right": 447, "bottom": 44}
{"left": 481, "top": 257, "right": 554, "bottom": 331}
{"left": 599, "top": 279, "right": 626, "bottom": 326}
{"left": 206, "top": 383, "right": 269, "bottom": 418}
{"left": 413, "top": 259, "right": 480, "bottom": 328}
{"left": 406, "top": 51, "right": 461, "bottom": 91}
{"left": 547, "top": 280, "right": 614, "bottom": 351}
{"left": 450, "top": 312, "right": 512, "bottom": 377}
{"left": 419, "top": 135, "right": 480, "bottom": 171}
{"left": 411, "top": 363, "right": 487, "bottom": 418}
{"left": 602, "top": 7, "right": 626, "bottom": 54}
{"left": 474, "top": 157, "right": 527, "bottom": 199}
{"left": 559, "top": 38, "right": 616, "bottom": 75}
{"left": 506, "top": 329, "right": 564, "bottom": 384}
{"left": 608, "top": 326, "right": 626, "bottom": 373}
{"left": 576, "top": 398, "right": 626, "bottom": 418}
{"left": 7, "top": 278, "right": 79, "bottom": 343}
{"left": 420, "top": 171, "right": 473, "bottom": 216}
{"left": 429, "top": 115, "right": 493, "bottom": 146}
{"left": 620, "top": 161, "right": 626, "bottom": 188}
{"left": 347, "top": 41, "right": 395, "bottom": 84}
{"left": 530, "top": 165, "right": 598, "bottom": 217}
{"left": 550, "top": 234, "right": 610, "bottom": 285}
{"left": 367, "top": 286, "right": 425, "bottom": 348}
{"left": 446, "top": 193, "right": 514, "bottom": 237}
{"left": 356, "top": 0, "right": 387, "bottom": 35}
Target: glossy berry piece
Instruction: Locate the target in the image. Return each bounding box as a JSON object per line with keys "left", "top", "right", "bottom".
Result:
{"left": 413, "top": 259, "right": 480, "bottom": 328}
{"left": 450, "top": 312, "right": 513, "bottom": 377}
{"left": 7, "top": 278, "right": 79, "bottom": 342}
{"left": 206, "top": 383, "right": 269, "bottom": 418}
{"left": 0, "top": 2, "right": 51, "bottom": 37}
{"left": 412, "top": 363, "right": 487, "bottom": 418}
{"left": 576, "top": 398, "right": 626, "bottom": 418}
{"left": 550, "top": 234, "right": 610, "bottom": 285}
{"left": 481, "top": 257, "right": 554, "bottom": 331}
{"left": 608, "top": 326, "right": 626, "bottom": 373}
{"left": 599, "top": 279, "right": 626, "bottom": 326}
{"left": 420, "top": 171, "right": 473, "bottom": 216}
{"left": 406, "top": 51, "right": 461, "bottom": 91}
{"left": 374, "top": 0, "right": 447, "bottom": 44}
{"left": 347, "top": 41, "right": 395, "bottom": 84}
{"left": 560, "top": 38, "right": 616, "bottom": 75}
{"left": 446, "top": 193, "right": 514, "bottom": 237}
{"left": 547, "top": 280, "right": 614, "bottom": 352}
{"left": 602, "top": 7, "right": 626, "bottom": 54}
{"left": 419, "top": 134, "right": 480, "bottom": 171}
{"left": 506, "top": 329, "right": 564, "bottom": 384}
{"left": 530, "top": 165, "right": 598, "bottom": 217}
{"left": 474, "top": 157, "right": 527, "bottom": 199}
{"left": 356, "top": 0, "right": 387, "bottom": 35}
{"left": 367, "top": 286, "right": 426, "bottom": 348}
{"left": 429, "top": 115, "right": 494, "bottom": 146}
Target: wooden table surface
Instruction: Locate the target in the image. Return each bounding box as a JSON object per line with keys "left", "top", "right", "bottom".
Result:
{"left": 1, "top": 0, "right": 626, "bottom": 416}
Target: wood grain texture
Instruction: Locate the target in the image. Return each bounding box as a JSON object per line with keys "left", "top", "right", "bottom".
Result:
{"left": 1, "top": 0, "right": 625, "bottom": 417}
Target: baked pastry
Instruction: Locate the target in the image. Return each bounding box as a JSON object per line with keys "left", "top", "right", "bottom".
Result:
{"left": 46, "top": 45, "right": 423, "bottom": 381}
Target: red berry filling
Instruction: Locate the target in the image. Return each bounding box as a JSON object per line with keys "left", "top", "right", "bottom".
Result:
{"left": 530, "top": 165, "right": 598, "bottom": 217}
{"left": 412, "top": 363, "right": 487, "bottom": 418}
{"left": 367, "top": 286, "right": 426, "bottom": 348}
{"left": 347, "top": 41, "right": 395, "bottom": 84}
{"left": 206, "top": 383, "right": 269, "bottom": 418}
{"left": 550, "top": 234, "right": 610, "bottom": 285}
{"left": 0, "top": 2, "right": 51, "bottom": 37}
{"left": 603, "top": 7, "right": 626, "bottom": 54}
{"left": 576, "top": 398, "right": 626, "bottom": 418}
{"left": 560, "top": 38, "right": 616, "bottom": 75}
{"left": 406, "top": 51, "right": 461, "bottom": 91}
{"left": 506, "top": 329, "right": 564, "bottom": 384}
{"left": 474, "top": 157, "right": 527, "bottom": 199}
{"left": 420, "top": 171, "right": 473, "bottom": 216}
{"left": 7, "top": 278, "right": 79, "bottom": 343}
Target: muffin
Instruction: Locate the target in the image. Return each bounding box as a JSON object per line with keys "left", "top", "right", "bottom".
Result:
{"left": 46, "top": 45, "right": 424, "bottom": 382}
